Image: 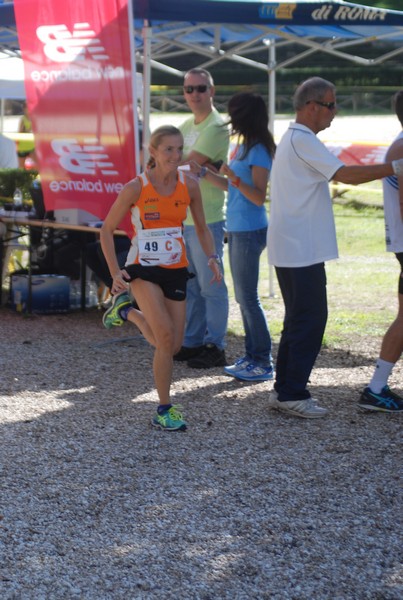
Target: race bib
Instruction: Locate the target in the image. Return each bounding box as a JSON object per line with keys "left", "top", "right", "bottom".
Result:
{"left": 137, "top": 227, "right": 183, "bottom": 266}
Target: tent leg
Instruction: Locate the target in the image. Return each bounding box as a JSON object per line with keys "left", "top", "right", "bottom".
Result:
{"left": 127, "top": 0, "right": 141, "bottom": 174}
{"left": 142, "top": 22, "right": 152, "bottom": 166}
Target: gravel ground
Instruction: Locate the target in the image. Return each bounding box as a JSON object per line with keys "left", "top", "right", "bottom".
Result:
{"left": 0, "top": 307, "right": 402, "bottom": 600}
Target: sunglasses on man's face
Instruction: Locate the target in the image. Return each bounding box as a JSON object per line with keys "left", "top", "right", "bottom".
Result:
{"left": 183, "top": 85, "right": 209, "bottom": 94}
{"left": 306, "top": 100, "right": 336, "bottom": 110}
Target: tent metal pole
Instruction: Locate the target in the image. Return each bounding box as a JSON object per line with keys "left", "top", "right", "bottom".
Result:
{"left": 268, "top": 39, "right": 276, "bottom": 297}
{"left": 127, "top": 0, "right": 140, "bottom": 174}
{"left": 142, "top": 22, "right": 152, "bottom": 166}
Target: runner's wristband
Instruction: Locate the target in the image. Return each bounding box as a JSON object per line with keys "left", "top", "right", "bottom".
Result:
{"left": 392, "top": 159, "right": 403, "bottom": 176}
{"left": 231, "top": 176, "right": 241, "bottom": 188}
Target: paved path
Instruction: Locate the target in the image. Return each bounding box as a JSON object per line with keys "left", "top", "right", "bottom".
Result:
{"left": 150, "top": 113, "right": 398, "bottom": 145}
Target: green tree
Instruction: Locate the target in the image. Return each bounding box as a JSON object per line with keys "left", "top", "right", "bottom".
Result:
{"left": 353, "top": 0, "right": 402, "bottom": 9}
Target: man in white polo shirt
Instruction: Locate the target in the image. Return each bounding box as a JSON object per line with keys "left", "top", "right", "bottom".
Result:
{"left": 267, "top": 76, "right": 403, "bottom": 418}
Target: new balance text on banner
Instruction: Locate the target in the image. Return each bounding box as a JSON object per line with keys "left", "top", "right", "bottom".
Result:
{"left": 14, "top": 0, "right": 137, "bottom": 226}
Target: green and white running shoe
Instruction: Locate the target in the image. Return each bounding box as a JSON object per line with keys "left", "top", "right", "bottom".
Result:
{"left": 151, "top": 405, "right": 187, "bottom": 431}
{"left": 102, "top": 291, "right": 132, "bottom": 329}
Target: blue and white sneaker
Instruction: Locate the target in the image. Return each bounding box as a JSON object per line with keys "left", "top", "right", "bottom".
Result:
{"left": 358, "top": 386, "right": 403, "bottom": 412}
{"left": 233, "top": 363, "right": 274, "bottom": 382}
{"left": 223, "top": 356, "right": 251, "bottom": 377}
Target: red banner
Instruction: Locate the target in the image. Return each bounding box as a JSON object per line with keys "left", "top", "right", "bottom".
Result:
{"left": 326, "top": 142, "right": 388, "bottom": 166}
{"left": 14, "top": 0, "right": 138, "bottom": 228}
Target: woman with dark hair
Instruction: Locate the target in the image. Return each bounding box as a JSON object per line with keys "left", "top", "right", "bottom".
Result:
{"left": 191, "top": 92, "right": 276, "bottom": 381}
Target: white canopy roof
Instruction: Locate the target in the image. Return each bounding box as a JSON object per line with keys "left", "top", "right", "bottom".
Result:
{"left": 0, "top": 51, "right": 25, "bottom": 99}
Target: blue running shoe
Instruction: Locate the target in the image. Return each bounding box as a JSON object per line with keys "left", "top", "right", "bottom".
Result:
{"left": 224, "top": 356, "right": 251, "bottom": 377}
{"left": 234, "top": 363, "right": 274, "bottom": 382}
{"left": 151, "top": 405, "right": 187, "bottom": 431}
{"left": 102, "top": 291, "right": 132, "bottom": 329}
{"left": 358, "top": 386, "right": 403, "bottom": 412}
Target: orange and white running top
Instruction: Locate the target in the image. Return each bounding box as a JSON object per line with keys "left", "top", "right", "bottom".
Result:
{"left": 125, "top": 170, "right": 191, "bottom": 269}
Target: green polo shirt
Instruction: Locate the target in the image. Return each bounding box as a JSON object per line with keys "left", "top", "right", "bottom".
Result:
{"left": 179, "top": 108, "right": 229, "bottom": 225}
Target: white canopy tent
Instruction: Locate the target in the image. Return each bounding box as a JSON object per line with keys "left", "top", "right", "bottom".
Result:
{"left": 129, "top": 0, "right": 403, "bottom": 295}
{"left": 0, "top": 51, "right": 24, "bottom": 99}
{"left": 0, "top": 51, "right": 25, "bottom": 132}
{"left": 130, "top": 1, "right": 403, "bottom": 150}
{"left": 0, "top": 1, "right": 402, "bottom": 138}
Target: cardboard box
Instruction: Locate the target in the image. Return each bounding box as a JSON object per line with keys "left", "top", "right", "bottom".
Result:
{"left": 11, "top": 274, "right": 70, "bottom": 314}
{"left": 54, "top": 207, "right": 100, "bottom": 225}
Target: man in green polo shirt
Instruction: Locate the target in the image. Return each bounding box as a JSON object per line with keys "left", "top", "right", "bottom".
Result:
{"left": 174, "top": 68, "right": 229, "bottom": 368}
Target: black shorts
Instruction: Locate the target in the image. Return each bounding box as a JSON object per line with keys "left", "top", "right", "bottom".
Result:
{"left": 124, "top": 265, "right": 192, "bottom": 301}
{"left": 17, "top": 149, "right": 34, "bottom": 158}
{"left": 395, "top": 253, "right": 403, "bottom": 295}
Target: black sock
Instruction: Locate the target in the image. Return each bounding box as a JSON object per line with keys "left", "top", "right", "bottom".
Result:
{"left": 157, "top": 404, "right": 172, "bottom": 415}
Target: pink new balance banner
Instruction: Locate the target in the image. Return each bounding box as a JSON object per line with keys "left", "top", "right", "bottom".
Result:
{"left": 14, "top": 0, "right": 137, "bottom": 228}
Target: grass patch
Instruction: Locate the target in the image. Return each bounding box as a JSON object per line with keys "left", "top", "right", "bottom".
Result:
{"left": 333, "top": 201, "right": 385, "bottom": 255}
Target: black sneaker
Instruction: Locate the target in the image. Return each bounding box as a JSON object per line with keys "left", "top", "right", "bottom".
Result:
{"left": 358, "top": 386, "right": 403, "bottom": 412}
{"left": 187, "top": 344, "right": 227, "bottom": 369}
{"left": 173, "top": 345, "right": 205, "bottom": 362}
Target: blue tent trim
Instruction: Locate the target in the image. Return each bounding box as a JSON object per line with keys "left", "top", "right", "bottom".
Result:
{"left": 0, "top": 1, "right": 402, "bottom": 59}
{"left": 135, "top": 0, "right": 403, "bottom": 27}
{"left": 0, "top": 2, "right": 402, "bottom": 48}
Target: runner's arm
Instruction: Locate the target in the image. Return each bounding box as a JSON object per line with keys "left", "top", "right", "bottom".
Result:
{"left": 100, "top": 179, "right": 140, "bottom": 292}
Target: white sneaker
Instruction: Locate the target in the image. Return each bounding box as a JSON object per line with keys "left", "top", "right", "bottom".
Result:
{"left": 268, "top": 392, "right": 327, "bottom": 418}
{"left": 268, "top": 390, "right": 279, "bottom": 408}
{"left": 269, "top": 390, "right": 320, "bottom": 405}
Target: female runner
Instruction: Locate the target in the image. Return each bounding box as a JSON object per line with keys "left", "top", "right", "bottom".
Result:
{"left": 100, "top": 125, "right": 222, "bottom": 431}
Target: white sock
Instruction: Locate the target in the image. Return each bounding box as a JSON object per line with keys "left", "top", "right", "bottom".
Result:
{"left": 369, "top": 358, "right": 394, "bottom": 393}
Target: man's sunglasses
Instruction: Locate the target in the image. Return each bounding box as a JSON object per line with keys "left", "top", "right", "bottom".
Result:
{"left": 306, "top": 100, "right": 336, "bottom": 110}
{"left": 183, "top": 85, "right": 209, "bottom": 94}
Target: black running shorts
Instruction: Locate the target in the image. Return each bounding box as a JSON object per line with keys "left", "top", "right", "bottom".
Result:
{"left": 123, "top": 265, "right": 192, "bottom": 301}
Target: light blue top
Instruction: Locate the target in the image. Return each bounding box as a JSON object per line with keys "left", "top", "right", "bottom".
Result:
{"left": 226, "top": 143, "right": 272, "bottom": 232}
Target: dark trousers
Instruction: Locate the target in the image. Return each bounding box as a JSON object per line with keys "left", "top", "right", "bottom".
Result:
{"left": 86, "top": 237, "right": 131, "bottom": 290}
{"left": 275, "top": 263, "right": 328, "bottom": 402}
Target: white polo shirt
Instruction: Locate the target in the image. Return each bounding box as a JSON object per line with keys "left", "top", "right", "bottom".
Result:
{"left": 383, "top": 131, "right": 403, "bottom": 253}
{"left": 267, "top": 122, "right": 344, "bottom": 267}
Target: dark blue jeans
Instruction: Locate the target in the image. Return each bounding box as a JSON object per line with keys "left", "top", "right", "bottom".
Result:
{"left": 228, "top": 228, "right": 272, "bottom": 367}
{"left": 274, "top": 263, "right": 328, "bottom": 402}
{"left": 183, "top": 221, "right": 228, "bottom": 350}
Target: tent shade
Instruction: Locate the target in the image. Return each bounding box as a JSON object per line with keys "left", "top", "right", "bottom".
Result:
{"left": 136, "top": 0, "right": 403, "bottom": 27}
{"left": 127, "top": 1, "right": 403, "bottom": 84}
{"left": 1, "top": 1, "right": 402, "bottom": 137}
{"left": 1, "top": 2, "right": 403, "bottom": 51}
